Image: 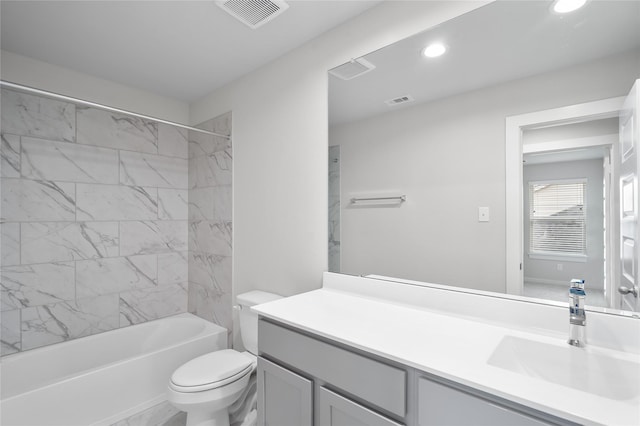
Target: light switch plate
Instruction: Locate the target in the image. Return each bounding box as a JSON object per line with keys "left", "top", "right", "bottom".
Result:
{"left": 478, "top": 207, "right": 490, "bottom": 222}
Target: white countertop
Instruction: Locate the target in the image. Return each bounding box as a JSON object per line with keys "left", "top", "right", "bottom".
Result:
{"left": 253, "top": 285, "right": 640, "bottom": 426}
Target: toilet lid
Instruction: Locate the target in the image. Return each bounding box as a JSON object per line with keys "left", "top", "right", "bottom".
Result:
{"left": 170, "top": 350, "right": 253, "bottom": 392}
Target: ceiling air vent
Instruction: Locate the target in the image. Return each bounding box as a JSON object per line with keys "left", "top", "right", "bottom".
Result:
{"left": 329, "top": 58, "right": 376, "bottom": 81}
{"left": 217, "top": 0, "right": 290, "bottom": 29}
{"left": 384, "top": 95, "right": 415, "bottom": 106}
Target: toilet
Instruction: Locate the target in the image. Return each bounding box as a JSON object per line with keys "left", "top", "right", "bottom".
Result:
{"left": 167, "top": 291, "right": 282, "bottom": 426}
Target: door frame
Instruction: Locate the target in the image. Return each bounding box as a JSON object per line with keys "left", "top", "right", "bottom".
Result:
{"left": 505, "top": 96, "right": 626, "bottom": 296}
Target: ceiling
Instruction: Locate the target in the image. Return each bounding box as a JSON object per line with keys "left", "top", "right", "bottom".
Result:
{"left": 1, "top": 0, "right": 382, "bottom": 102}
{"left": 329, "top": 0, "right": 640, "bottom": 126}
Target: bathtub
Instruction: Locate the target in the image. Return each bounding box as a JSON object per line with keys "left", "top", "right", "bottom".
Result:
{"left": 0, "top": 313, "right": 227, "bottom": 426}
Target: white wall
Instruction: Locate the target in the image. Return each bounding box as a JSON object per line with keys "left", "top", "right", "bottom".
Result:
{"left": 1, "top": 50, "right": 189, "bottom": 124}
{"left": 329, "top": 50, "right": 639, "bottom": 293}
{"left": 190, "top": 1, "right": 490, "bottom": 298}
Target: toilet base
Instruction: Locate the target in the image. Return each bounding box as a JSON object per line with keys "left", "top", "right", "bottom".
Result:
{"left": 185, "top": 409, "right": 229, "bottom": 426}
{"left": 168, "top": 367, "right": 251, "bottom": 426}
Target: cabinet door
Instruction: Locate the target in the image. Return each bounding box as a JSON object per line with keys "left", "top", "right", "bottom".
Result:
{"left": 257, "top": 357, "right": 313, "bottom": 426}
{"left": 318, "top": 387, "right": 403, "bottom": 426}
{"left": 418, "top": 377, "right": 558, "bottom": 426}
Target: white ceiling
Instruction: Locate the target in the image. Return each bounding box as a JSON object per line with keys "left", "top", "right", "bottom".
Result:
{"left": 1, "top": 0, "right": 382, "bottom": 102}
{"left": 329, "top": 0, "right": 640, "bottom": 126}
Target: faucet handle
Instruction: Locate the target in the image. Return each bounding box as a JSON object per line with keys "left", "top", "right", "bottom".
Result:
{"left": 570, "top": 279, "right": 585, "bottom": 290}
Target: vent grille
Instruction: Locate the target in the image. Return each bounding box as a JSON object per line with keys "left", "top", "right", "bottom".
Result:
{"left": 217, "top": 0, "right": 289, "bottom": 29}
{"left": 329, "top": 58, "right": 376, "bottom": 81}
{"left": 384, "top": 95, "right": 415, "bottom": 106}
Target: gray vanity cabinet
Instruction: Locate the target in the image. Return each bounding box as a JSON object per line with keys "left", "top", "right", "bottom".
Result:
{"left": 257, "top": 356, "right": 313, "bottom": 426}
{"left": 257, "top": 318, "right": 576, "bottom": 426}
{"left": 417, "top": 377, "right": 569, "bottom": 426}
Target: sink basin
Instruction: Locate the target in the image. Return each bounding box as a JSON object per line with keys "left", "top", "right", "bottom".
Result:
{"left": 487, "top": 336, "right": 640, "bottom": 401}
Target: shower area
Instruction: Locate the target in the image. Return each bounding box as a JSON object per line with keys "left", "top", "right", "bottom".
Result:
{"left": 0, "top": 84, "right": 234, "bottom": 422}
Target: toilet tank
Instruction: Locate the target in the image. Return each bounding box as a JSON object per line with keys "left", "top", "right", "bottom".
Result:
{"left": 236, "top": 291, "right": 282, "bottom": 354}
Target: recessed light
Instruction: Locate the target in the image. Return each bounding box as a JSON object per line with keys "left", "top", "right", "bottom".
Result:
{"left": 422, "top": 43, "right": 447, "bottom": 58}
{"left": 552, "top": 0, "right": 587, "bottom": 14}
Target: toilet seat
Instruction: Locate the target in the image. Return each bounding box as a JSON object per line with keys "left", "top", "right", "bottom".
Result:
{"left": 170, "top": 349, "right": 253, "bottom": 393}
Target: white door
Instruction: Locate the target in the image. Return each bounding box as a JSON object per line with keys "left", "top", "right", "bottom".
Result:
{"left": 617, "top": 80, "right": 640, "bottom": 312}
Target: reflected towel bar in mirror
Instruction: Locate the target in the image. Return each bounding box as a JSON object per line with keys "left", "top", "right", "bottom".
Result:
{"left": 350, "top": 195, "right": 406, "bottom": 205}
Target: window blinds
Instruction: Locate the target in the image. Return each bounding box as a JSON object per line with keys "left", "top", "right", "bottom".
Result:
{"left": 529, "top": 181, "right": 586, "bottom": 255}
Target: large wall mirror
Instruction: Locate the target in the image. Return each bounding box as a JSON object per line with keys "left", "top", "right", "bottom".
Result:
{"left": 328, "top": 0, "right": 640, "bottom": 315}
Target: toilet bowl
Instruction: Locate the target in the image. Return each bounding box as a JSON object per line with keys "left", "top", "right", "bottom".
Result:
{"left": 167, "top": 291, "right": 282, "bottom": 426}
{"left": 167, "top": 350, "right": 256, "bottom": 426}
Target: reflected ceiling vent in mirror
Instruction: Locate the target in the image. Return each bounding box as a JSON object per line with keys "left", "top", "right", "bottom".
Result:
{"left": 384, "top": 95, "right": 415, "bottom": 106}
{"left": 216, "top": 0, "right": 289, "bottom": 29}
{"left": 329, "top": 58, "right": 376, "bottom": 80}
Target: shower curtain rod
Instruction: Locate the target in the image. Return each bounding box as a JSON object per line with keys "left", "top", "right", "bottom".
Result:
{"left": 0, "top": 80, "right": 230, "bottom": 139}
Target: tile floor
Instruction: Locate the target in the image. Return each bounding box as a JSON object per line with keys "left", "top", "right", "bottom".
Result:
{"left": 523, "top": 282, "right": 607, "bottom": 308}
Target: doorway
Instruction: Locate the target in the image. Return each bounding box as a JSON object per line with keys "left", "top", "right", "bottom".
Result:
{"left": 505, "top": 96, "right": 626, "bottom": 307}
{"left": 521, "top": 129, "right": 614, "bottom": 307}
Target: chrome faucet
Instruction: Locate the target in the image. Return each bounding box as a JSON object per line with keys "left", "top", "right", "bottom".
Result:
{"left": 568, "top": 279, "right": 586, "bottom": 347}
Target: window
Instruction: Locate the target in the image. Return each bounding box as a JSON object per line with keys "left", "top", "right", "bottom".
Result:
{"left": 529, "top": 180, "right": 586, "bottom": 257}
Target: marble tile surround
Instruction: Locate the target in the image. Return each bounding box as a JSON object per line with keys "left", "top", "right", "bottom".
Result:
{"left": 1, "top": 89, "right": 75, "bottom": 143}
{"left": 188, "top": 113, "right": 233, "bottom": 341}
{"left": 21, "top": 136, "right": 119, "bottom": 184}
{"left": 0, "top": 89, "right": 198, "bottom": 356}
{"left": 76, "top": 106, "right": 157, "bottom": 153}
{"left": 20, "top": 221, "right": 120, "bottom": 264}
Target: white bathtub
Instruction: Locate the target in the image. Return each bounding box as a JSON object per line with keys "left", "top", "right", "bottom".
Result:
{"left": 0, "top": 313, "right": 227, "bottom": 426}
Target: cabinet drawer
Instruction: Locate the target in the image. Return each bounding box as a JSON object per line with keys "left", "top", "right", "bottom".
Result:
{"left": 319, "top": 387, "right": 404, "bottom": 426}
{"left": 418, "top": 377, "right": 567, "bottom": 426}
{"left": 259, "top": 319, "right": 406, "bottom": 417}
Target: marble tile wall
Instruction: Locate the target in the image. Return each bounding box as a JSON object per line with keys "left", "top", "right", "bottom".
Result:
{"left": 328, "top": 145, "right": 340, "bottom": 273}
{"left": 187, "top": 113, "right": 233, "bottom": 343}
{"left": 0, "top": 89, "right": 189, "bottom": 355}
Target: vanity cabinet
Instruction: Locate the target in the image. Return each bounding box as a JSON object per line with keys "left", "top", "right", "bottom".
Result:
{"left": 417, "top": 376, "right": 562, "bottom": 426}
{"left": 257, "top": 318, "right": 576, "bottom": 426}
